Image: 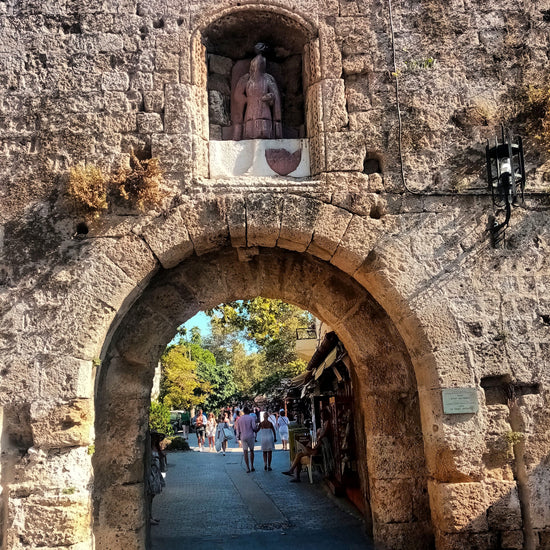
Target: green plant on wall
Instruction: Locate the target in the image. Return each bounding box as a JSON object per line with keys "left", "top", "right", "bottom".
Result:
{"left": 393, "top": 52, "right": 437, "bottom": 78}
{"left": 404, "top": 57, "right": 436, "bottom": 71}
{"left": 505, "top": 431, "right": 524, "bottom": 446}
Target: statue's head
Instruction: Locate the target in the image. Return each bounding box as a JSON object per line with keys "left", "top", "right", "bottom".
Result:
{"left": 250, "top": 53, "right": 266, "bottom": 77}
{"left": 254, "top": 42, "right": 268, "bottom": 55}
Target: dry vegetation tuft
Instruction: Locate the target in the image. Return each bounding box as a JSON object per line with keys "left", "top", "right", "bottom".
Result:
{"left": 111, "top": 152, "right": 166, "bottom": 212}
{"left": 525, "top": 86, "right": 550, "bottom": 150}
{"left": 66, "top": 153, "right": 166, "bottom": 218}
{"left": 67, "top": 164, "right": 109, "bottom": 218}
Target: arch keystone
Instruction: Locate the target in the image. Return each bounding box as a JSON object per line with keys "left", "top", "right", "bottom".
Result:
{"left": 277, "top": 195, "right": 321, "bottom": 252}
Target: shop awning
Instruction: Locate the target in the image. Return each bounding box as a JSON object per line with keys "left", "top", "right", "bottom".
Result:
{"left": 289, "top": 369, "right": 313, "bottom": 388}
{"left": 314, "top": 346, "right": 338, "bottom": 380}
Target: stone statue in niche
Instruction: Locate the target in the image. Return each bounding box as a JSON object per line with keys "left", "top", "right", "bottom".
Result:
{"left": 231, "top": 43, "right": 283, "bottom": 140}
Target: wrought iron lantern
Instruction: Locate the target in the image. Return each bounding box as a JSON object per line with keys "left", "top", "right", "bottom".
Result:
{"left": 486, "top": 127, "right": 526, "bottom": 245}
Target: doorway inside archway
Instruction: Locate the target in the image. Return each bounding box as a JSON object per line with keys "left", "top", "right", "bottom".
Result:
{"left": 92, "top": 248, "right": 434, "bottom": 549}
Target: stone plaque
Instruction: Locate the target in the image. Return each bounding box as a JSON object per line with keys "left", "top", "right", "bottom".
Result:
{"left": 209, "top": 139, "right": 310, "bottom": 178}
{"left": 442, "top": 388, "right": 479, "bottom": 414}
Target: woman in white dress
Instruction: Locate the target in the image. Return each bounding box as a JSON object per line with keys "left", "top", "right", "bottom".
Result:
{"left": 205, "top": 412, "right": 217, "bottom": 452}
{"left": 259, "top": 412, "right": 277, "bottom": 470}
{"left": 277, "top": 409, "right": 289, "bottom": 451}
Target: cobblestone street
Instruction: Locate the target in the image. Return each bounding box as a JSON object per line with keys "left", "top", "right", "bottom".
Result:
{"left": 151, "top": 436, "right": 373, "bottom": 549}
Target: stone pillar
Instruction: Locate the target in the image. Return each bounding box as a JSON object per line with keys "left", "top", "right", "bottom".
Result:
{"left": 1, "top": 400, "right": 94, "bottom": 549}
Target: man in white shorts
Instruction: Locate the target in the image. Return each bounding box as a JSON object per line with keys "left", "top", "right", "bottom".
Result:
{"left": 235, "top": 406, "right": 258, "bottom": 472}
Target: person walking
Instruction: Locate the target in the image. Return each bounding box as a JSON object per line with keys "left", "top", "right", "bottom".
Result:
{"left": 267, "top": 410, "right": 278, "bottom": 444}
{"left": 234, "top": 409, "right": 244, "bottom": 448}
{"left": 206, "top": 412, "right": 217, "bottom": 452}
{"left": 215, "top": 412, "right": 232, "bottom": 455}
{"left": 277, "top": 409, "right": 290, "bottom": 451}
{"left": 181, "top": 410, "right": 190, "bottom": 440}
{"left": 235, "top": 406, "right": 258, "bottom": 472}
{"left": 194, "top": 409, "right": 207, "bottom": 452}
{"left": 258, "top": 412, "right": 277, "bottom": 470}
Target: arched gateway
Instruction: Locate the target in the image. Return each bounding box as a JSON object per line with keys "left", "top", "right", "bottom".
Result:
{"left": 93, "top": 242, "right": 434, "bottom": 548}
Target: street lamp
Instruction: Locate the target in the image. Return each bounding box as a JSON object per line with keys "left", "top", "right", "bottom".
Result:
{"left": 486, "top": 127, "right": 526, "bottom": 246}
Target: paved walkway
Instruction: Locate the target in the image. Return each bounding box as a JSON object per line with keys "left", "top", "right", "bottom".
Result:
{"left": 151, "top": 435, "right": 374, "bottom": 550}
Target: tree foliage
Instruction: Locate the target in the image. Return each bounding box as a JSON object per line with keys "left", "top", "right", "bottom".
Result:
{"left": 206, "top": 298, "right": 313, "bottom": 399}
{"left": 149, "top": 401, "right": 173, "bottom": 435}
{"left": 160, "top": 345, "right": 211, "bottom": 410}
{"left": 159, "top": 299, "right": 314, "bottom": 411}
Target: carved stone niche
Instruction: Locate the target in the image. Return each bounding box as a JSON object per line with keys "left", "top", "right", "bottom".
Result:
{"left": 203, "top": 10, "right": 311, "bottom": 178}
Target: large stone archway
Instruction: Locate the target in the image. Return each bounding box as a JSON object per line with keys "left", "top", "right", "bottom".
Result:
{"left": 93, "top": 246, "right": 434, "bottom": 549}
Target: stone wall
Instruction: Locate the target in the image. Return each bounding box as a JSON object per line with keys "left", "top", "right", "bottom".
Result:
{"left": 0, "top": 0, "right": 549, "bottom": 549}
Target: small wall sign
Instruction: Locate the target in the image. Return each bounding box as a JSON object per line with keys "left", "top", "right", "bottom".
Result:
{"left": 442, "top": 388, "right": 479, "bottom": 414}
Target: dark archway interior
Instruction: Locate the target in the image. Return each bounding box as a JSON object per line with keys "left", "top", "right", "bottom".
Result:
{"left": 92, "top": 248, "right": 433, "bottom": 549}
{"left": 202, "top": 11, "right": 310, "bottom": 60}
{"left": 203, "top": 10, "right": 309, "bottom": 139}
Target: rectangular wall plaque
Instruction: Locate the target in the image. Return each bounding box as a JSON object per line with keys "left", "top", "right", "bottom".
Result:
{"left": 442, "top": 388, "right": 479, "bottom": 414}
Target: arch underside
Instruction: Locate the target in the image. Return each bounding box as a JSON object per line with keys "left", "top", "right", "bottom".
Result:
{"left": 93, "top": 246, "right": 434, "bottom": 549}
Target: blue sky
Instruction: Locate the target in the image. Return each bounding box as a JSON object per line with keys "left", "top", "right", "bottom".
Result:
{"left": 182, "top": 311, "right": 212, "bottom": 336}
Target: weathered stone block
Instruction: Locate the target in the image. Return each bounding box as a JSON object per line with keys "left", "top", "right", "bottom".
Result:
{"left": 343, "top": 54, "right": 370, "bottom": 76}
{"left": 93, "top": 528, "right": 146, "bottom": 550}
{"left": 485, "top": 480, "right": 522, "bottom": 530}
{"left": 98, "top": 483, "right": 146, "bottom": 530}
{"left": 371, "top": 479, "right": 415, "bottom": 523}
{"left": 307, "top": 202, "right": 352, "bottom": 260}
{"left": 7, "top": 495, "right": 92, "bottom": 547}
{"left": 140, "top": 207, "right": 194, "bottom": 269}
{"left": 193, "top": 135, "right": 210, "bottom": 178}
{"left": 209, "top": 54, "right": 233, "bottom": 77}
{"left": 151, "top": 132, "right": 193, "bottom": 175}
{"left": 101, "top": 71, "right": 130, "bottom": 92}
{"left": 225, "top": 195, "right": 247, "bottom": 248}
{"left": 331, "top": 215, "right": 382, "bottom": 274}
{"left": 368, "top": 435, "right": 427, "bottom": 480}
{"left": 164, "top": 82, "right": 207, "bottom": 139}
{"left": 36, "top": 355, "right": 94, "bottom": 401}
{"left": 130, "top": 71, "right": 154, "bottom": 91}
{"left": 429, "top": 481, "right": 489, "bottom": 533}
{"left": 30, "top": 399, "right": 93, "bottom": 449}
{"left": 373, "top": 520, "right": 434, "bottom": 550}
{"left": 137, "top": 112, "right": 163, "bottom": 133}
{"left": 277, "top": 196, "right": 320, "bottom": 252}
{"left": 180, "top": 198, "right": 230, "bottom": 255}
{"left": 303, "top": 38, "right": 321, "bottom": 87}
{"left": 325, "top": 131, "right": 365, "bottom": 172}
{"left": 500, "top": 530, "right": 523, "bottom": 549}
{"left": 309, "top": 133, "right": 326, "bottom": 176}
{"left": 246, "top": 194, "right": 283, "bottom": 248}
{"left": 319, "top": 22, "right": 342, "bottom": 79}
{"left": 306, "top": 79, "right": 348, "bottom": 134}
{"left": 434, "top": 531, "right": 498, "bottom": 550}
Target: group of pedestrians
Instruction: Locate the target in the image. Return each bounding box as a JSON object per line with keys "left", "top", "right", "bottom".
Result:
{"left": 190, "top": 406, "right": 291, "bottom": 472}
{"left": 193, "top": 408, "right": 234, "bottom": 453}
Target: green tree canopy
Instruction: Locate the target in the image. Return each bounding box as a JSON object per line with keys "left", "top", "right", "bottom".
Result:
{"left": 160, "top": 345, "right": 211, "bottom": 410}
{"left": 205, "top": 298, "right": 313, "bottom": 399}
{"left": 160, "top": 299, "right": 315, "bottom": 410}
